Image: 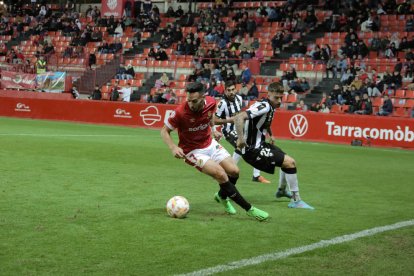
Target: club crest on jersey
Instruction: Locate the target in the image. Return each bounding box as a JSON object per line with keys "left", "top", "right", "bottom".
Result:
{"left": 216, "top": 144, "right": 223, "bottom": 150}
{"left": 208, "top": 111, "right": 212, "bottom": 119}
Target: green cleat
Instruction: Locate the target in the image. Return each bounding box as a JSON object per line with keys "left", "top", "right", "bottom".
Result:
{"left": 214, "top": 192, "right": 237, "bottom": 215}
{"left": 247, "top": 206, "right": 269, "bottom": 221}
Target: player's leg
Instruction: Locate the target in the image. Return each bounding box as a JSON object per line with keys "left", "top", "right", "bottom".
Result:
{"left": 281, "top": 155, "right": 314, "bottom": 209}
{"left": 276, "top": 168, "right": 292, "bottom": 199}
{"left": 203, "top": 160, "right": 268, "bottom": 219}
{"left": 219, "top": 156, "right": 239, "bottom": 185}
{"left": 252, "top": 168, "right": 271, "bottom": 184}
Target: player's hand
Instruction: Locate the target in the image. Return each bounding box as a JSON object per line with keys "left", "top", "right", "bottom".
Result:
{"left": 236, "top": 138, "right": 246, "bottom": 150}
{"left": 171, "top": 146, "right": 185, "bottom": 159}
{"left": 213, "top": 130, "right": 223, "bottom": 141}
{"left": 269, "top": 136, "right": 275, "bottom": 145}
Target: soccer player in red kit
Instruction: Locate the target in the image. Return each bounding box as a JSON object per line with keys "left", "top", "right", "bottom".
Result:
{"left": 161, "top": 82, "right": 269, "bottom": 221}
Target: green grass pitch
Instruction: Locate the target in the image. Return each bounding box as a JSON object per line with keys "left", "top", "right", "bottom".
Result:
{"left": 1, "top": 117, "right": 413, "bottom": 275}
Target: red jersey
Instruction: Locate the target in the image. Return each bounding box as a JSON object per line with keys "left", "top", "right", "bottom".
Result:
{"left": 165, "top": 96, "right": 216, "bottom": 154}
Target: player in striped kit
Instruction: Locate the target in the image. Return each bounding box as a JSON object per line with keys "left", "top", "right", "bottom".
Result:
{"left": 234, "top": 82, "right": 314, "bottom": 209}
{"left": 214, "top": 80, "right": 271, "bottom": 184}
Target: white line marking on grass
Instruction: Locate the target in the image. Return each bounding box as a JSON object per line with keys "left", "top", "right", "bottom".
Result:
{"left": 0, "top": 134, "right": 134, "bottom": 137}
{"left": 177, "top": 219, "right": 414, "bottom": 276}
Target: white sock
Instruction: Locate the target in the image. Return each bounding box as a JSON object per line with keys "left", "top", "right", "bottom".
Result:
{"left": 285, "top": 173, "right": 301, "bottom": 201}
{"left": 232, "top": 152, "right": 242, "bottom": 164}
{"left": 252, "top": 168, "right": 260, "bottom": 178}
{"left": 278, "top": 169, "right": 287, "bottom": 190}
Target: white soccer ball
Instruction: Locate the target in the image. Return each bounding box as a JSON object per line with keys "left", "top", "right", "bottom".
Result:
{"left": 166, "top": 196, "right": 190, "bottom": 218}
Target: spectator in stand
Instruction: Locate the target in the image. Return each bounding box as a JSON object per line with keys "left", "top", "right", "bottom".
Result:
{"left": 291, "top": 41, "right": 307, "bottom": 57}
{"left": 239, "top": 82, "right": 249, "bottom": 99}
{"left": 160, "top": 72, "right": 170, "bottom": 87}
{"left": 88, "top": 51, "right": 96, "bottom": 69}
{"left": 296, "top": 99, "right": 308, "bottom": 111}
{"left": 247, "top": 81, "right": 259, "bottom": 100}
{"left": 391, "top": 71, "right": 403, "bottom": 89}
{"left": 385, "top": 42, "right": 398, "bottom": 59}
{"left": 214, "top": 80, "right": 225, "bottom": 96}
{"left": 329, "top": 84, "right": 342, "bottom": 106}
{"left": 304, "top": 10, "right": 318, "bottom": 29}
{"left": 319, "top": 103, "right": 330, "bottom": 113}
{"left": 155, "top": 48, "right": 168, "bottom": 60}
{"left": 120, "top": 82, "right": 133, "bottom": 102}
{"left": 240, "top": 64, "right": 252, "bottom": 84}
{"left": 36, "top": 56, "right": 47, "bottom": 74}
{"left": 354, "top": 93, "right": 372, "bottom": 115}
{"left": 165, "top": 6, "right": 176, "bottom": 17}
{"left": 90, "top": 85, "right": 102, "bottom": 100}
{"left": 125, "top": 64, "right": 135, "bottom": 79}
{"left": 326, "top": 55, "right": 338, "bottom": 79}
{"left": 71, "top": 86, "right": 80, "bottom": 99}
{"left": 377, "top": 94, "right": 393, "bottom": 116}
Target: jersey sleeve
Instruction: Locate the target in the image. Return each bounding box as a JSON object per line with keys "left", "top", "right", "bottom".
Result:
{"left": 246, "top": 102, "right": 270, "bottom": 119}
{"left": 165, "top": 109, "right": 179, "bottom": 130}
{"left": 215, "top": 100, "right": 226, "bottom": 118}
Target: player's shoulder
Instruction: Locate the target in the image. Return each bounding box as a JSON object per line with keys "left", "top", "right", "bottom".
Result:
{"left": 205, "top": 96, "right": 217, "bottom": 108}
{"left": 250, "top": 99, "right": 270, "bottom": 109}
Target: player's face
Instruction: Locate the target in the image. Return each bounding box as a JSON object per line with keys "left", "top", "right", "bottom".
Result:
{"left": 187, "top": 92, "right": 205, "bottom": 112}
{"left": 225, "top": 85, "right": 237, "bottom": 101}
{"left": 268, "top": 91, "right": 283, "bottom": 108}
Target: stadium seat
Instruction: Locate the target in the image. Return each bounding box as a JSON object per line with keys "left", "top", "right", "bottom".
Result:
{"left": 405, "top": 90, "right": 414, "bottom": 99}
{"left": 372, "top": 97, "right": 383, "bottom": 107}
{"left": 404, "top": 99, "right": 414, "bottom": 108}
{"left": 392, "top": 107, "right": 408, "bottom": 117}
{"left": 395, "top": 90, "right": 406, "bottom": 98}
{"left": 287, "top": 94, "right": 297, "bottom": 103}
{"left": 330, "top": 105, "right": 342, "bottom": 113}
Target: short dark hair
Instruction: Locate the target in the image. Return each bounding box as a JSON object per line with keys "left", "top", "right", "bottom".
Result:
{"left": 186, "top": 82, "right": 205, "bottom": 93}
{"left": 225, "top": 80, "right": 236, "bottom": 88}
{"left": 267, "top": 82, "right": 284, "bottom": 93}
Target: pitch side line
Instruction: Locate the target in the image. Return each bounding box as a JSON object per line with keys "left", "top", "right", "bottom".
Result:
{"left": 0, "top": 134, "right": 134, "bottom": 137}
{"left": 177, "top": 219, "right": 414, "bottom": 276}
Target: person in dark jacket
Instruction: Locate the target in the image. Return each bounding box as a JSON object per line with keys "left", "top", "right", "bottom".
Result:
{"left": 377, "top": 94, "right": 393, "bottom": 116}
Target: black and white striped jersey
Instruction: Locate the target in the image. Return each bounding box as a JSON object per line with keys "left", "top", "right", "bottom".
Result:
{"left": 244, "top": 99, "right": 275, "bottom": 149}
{"left": 215, "top": 94, "right": 243, "bottom": 136}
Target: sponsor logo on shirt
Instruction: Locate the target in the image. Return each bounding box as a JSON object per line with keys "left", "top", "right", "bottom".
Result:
{"left": 188, "top": 123, "right": 209, "bottom": 132}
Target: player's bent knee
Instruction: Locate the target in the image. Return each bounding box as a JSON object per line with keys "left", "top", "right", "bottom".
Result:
{"left": 282, "top": 155, "right": 296, "bottom": 168}
{"left": 227, "top": 166, "right": 239, "bottom": 177}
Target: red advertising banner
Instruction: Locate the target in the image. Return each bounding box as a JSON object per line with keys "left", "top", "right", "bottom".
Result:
{"left": 0, "top": 97, "right": 175, "bottom": 129}
{"left": 270, "top": 112, "right": 414, "bottom": 149}
{"left": 101, "top": 0, "right": 125, "bottom": 18}
{"left": 0, "top": 71, "right": 36, "bottom": 89}
{"left": 0, "top": 94, "right": 413, "bottom": 149}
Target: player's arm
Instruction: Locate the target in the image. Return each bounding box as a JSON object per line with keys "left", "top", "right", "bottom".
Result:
{"left": 234, "top": 111, "right": 249, "bottom": 149}
{"left": 211, "top": 113, "right": 223, "bottom": 141}
{"left": 213, "top": 116, "right": 235, "bottom": 125}
{"left": 160, "top": 125, "right": 185, "bottom": 159}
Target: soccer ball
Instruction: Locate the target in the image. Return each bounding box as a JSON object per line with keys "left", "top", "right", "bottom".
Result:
{"left": 166, "top": 196, "right": 190, "bottom": 218}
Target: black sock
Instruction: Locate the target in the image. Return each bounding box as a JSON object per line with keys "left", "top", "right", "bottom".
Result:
{"left": 218, "top": 186, "right": 227, "bottom": 200}
{"left": 228, "top": 175, "right": 239, "bottom": 185}
{"left": 220, "top": 181, "right": 251, "bottom": 211}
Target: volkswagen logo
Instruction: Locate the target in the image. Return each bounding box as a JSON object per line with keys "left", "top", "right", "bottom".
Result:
{"left": 289, "top": 114, "right": 308, "bottom": 137}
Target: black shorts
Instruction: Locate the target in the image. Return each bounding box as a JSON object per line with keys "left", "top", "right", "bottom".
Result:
{"left": 239, "top": 143, "right": 285, "bottom": 174}
{"left": 224, "top": 130, "right": 238, "bottom": 149}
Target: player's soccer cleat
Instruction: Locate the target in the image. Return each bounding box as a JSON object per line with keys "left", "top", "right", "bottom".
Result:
{"left": 275, "top": 189, "right": 292, "bottom": 199}
{"left": 214, "top": 192, "right": 237, "bottom": 215}
{"left": 247, "top": 206, "right": 269, "bottom": 221}
{"left": 288, "top": 200, "right": 315, "bottom": 210}
{"left": 252, "top": 175, "right": 271, "bottom": 184}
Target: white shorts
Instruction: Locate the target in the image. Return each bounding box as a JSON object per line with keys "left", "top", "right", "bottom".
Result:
{"left": 185, "top": 139, "right": 231, "bottom": 171}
